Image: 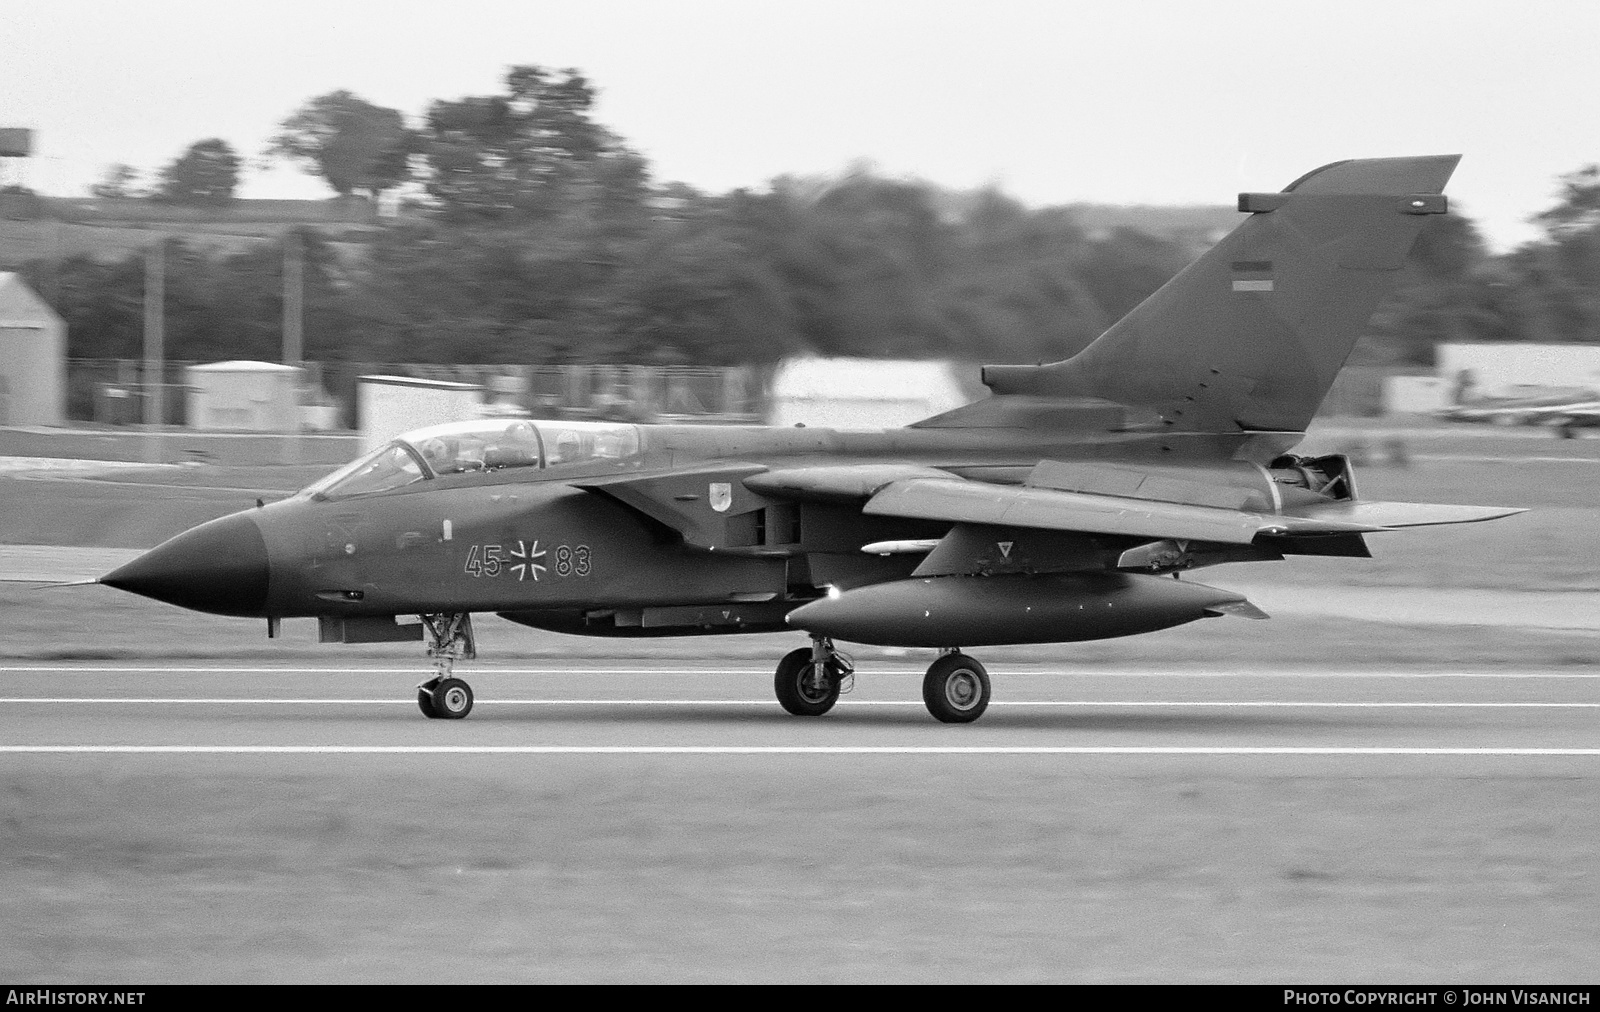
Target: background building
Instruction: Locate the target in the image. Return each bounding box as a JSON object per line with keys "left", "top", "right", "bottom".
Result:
{"left": 767, "top": 358, "right": 975, "bottom": 428}
{"left": 0, "top": 272, "right": 66, "bottom": 426}
{"left": 186, "top": 360, "right": 304, "bottom": 431}
{"left": 358, "top": 375, "right": 484, "bottom": 452}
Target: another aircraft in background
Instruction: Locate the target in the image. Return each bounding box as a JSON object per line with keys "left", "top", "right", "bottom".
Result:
{"left": 1437, "top": 381, "right": 1600, "bottom": 437}
{"left": 100, "top": 155, "right": 1522, "bottom": 723}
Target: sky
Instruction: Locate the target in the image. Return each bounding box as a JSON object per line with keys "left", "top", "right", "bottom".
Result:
{"left": 2, "top": 0, "right": 1597, "bottom": 251}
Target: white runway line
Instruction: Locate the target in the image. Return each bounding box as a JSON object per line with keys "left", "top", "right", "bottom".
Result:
{"left": 3, "top": 697, "right": 1600, "bottom": 708}
{"left": 1413, "top": 454, "right": 1600, "bottom": 464}
{"left": 5, "top": 745, "right": 1600, "bottom": 756}
{"left": 0, "top": 665, "right": 787, "bottom": 675}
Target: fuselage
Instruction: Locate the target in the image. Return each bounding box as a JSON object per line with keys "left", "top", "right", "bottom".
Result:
{"left": 101, "top": 415, "right": 1306, "bottom": 628}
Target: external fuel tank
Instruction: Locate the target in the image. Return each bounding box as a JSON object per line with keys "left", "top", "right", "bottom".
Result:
{"left": 785, "top": 572, "right": 1260, "bottom": 647}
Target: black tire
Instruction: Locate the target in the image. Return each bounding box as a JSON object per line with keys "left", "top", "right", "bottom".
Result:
{"left": 922, "top": 654, "right": 990, "bottom": 724}
{"left": 417, "top": 686, "right": 442, "bottom": 718}
{"left": 774, "top": 646, "right": 840, "bottom": 716}
{"left": 430, "top": 677, "right": 474, "bottom": 719}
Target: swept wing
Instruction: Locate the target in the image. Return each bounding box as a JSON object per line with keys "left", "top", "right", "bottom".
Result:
{"left": 862, "top": 477, "right": 1521, "bottom": 544}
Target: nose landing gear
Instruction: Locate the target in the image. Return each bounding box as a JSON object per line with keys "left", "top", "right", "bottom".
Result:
{"left": 417, "top": 613, "right": 477, "bottom": 719}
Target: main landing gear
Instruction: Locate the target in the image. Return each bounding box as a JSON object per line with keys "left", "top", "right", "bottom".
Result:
{"left": 774, "top": 636, "right": 854, "bottom": 716}
{"left": 417, "top": 613, "right": 477, "bottom": 719}
{"left": 922, "top": 651, "right": 990, "bottom": 724}
{"left": 772, "top": 639, "right": 992, "bottom": 723}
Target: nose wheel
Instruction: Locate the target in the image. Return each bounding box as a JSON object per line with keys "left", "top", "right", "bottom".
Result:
{"left": 417, "top": 613, "right": 477, "bottom": 720}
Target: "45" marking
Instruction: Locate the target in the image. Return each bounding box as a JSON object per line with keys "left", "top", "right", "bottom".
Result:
{"left": 464, "top": 541, "right": 591, "bottom": 582}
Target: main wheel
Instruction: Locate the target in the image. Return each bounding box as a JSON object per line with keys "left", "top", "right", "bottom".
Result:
{"left": 774, "top": 646, "right": 841, "bottom": 716}
{"left": 417, "top": 685, "right": 442, "bottom": 718}
{"left": 922, "top": 654, "right": 990, "bottom": 724}
{"left": 429, "top": 677, "right": 474, "bottom": 719}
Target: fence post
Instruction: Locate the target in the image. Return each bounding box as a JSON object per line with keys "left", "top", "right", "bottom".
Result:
{"left": 142, "top": 238, "right": 165, "bottom": 463}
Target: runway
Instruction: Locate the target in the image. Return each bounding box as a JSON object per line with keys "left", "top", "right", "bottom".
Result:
{"left": 6, "top": 659, "right": 1600, "bottom": 982}
{"left": 6, "top": 660, "right": 1600, "bottom": 755}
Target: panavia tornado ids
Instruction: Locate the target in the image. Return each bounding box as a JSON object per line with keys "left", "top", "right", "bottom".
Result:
{"left": 101, "top": 154, "right": 1522, "bottom": 723}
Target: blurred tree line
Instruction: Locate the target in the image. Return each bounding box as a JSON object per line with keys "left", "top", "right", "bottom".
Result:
{"left": 23, "top": 66, "right": 1600, "bottom": 370}
{"left": 1351, "top": 165, "right": 1600, "bottom": 367}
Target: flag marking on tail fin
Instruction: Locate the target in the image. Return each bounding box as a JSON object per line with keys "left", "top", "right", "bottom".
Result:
{"left": 1230, "top": 259, "right": 1275, "bottom": 292}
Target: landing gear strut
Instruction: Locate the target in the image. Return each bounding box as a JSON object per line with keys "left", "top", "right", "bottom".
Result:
{"left": 774, "top": 636, "right": 853, "bottom": 716}
{"left": 922, "top": 651, "right": 990, "bottom": 723}
{"left": 417, "top": 613, "right": 477, "bottom": 719}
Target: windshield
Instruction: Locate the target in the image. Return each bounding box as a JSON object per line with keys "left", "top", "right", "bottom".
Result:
{"left": 302, "top": 418, "right": 643, "bottom": 498}
{"left": 303, "top": 443, "right": 426, "bottom": 499}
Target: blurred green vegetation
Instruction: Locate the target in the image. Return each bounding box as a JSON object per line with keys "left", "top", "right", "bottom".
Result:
{"left": 16, "top": 66, "right": 1600, "bottom": 370}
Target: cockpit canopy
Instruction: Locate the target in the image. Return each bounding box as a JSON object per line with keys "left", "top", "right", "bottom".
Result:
{"left": 304, "top": 419, "right": 642, "bottom": 499}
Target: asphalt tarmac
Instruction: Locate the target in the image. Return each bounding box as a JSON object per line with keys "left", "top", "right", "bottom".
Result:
{"left": 5, "top": 661, "right": 1600, "bottom": 982}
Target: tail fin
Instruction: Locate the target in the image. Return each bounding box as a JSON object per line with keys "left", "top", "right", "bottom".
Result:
{"left": 963, "top": 155, "right": 1459, "bottom": 432}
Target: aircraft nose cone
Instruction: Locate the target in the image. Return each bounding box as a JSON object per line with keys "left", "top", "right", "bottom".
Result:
{"left": 101, "top": 512, "right": 270, "bottom": 616}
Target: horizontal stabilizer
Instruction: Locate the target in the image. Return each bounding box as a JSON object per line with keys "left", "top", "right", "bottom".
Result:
{"left": 1284, "top": 501, "right": 1526, "bottom": 528}
{"left": 1204, "top": 599, "right": 1271, "bottom": 620}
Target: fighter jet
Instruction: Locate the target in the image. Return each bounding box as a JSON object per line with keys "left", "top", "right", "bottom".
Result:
{"left": 1437, "top": 385, "right": 1600, "bottom": 437}
{"left": 100, "top": 154, "right": 1522, "bottom": 723}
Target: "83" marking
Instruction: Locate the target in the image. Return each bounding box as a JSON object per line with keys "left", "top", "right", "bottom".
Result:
{"left": 552, "top": 544, "right": 592, "bottom": 577}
